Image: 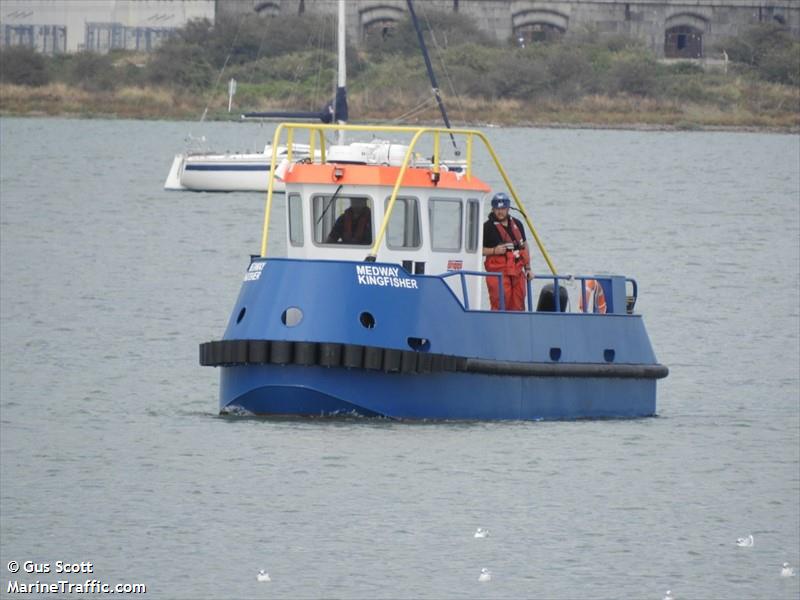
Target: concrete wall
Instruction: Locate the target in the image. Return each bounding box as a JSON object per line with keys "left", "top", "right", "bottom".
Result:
{"left": 219, "top": 0, "right": 800, "bottom": 58}
{"left": 0, "top": 0, "right": 214, "bottom": 53}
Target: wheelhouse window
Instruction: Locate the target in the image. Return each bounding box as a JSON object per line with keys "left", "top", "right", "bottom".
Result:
{"left": 385, "top": 196, "right": 421, "bottom": 249}
{"left": 288, "top": 193, "right": 304, "bottom": 246}
{"left": 466, "top": 199, "right": 480, "bottom": 252}
{"left": 313, "top": 194, "right": 373, "bottom": 246}
{"left": 429, "top": 198, "right": 462, "bottom": 252}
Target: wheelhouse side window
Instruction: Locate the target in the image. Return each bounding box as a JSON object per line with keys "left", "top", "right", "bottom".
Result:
{"left": 384, "top": 196, "right": 421, "bottom": 249}
{"left": 429, "top": 198, "right": 463, "bottom": 252}
{"left": 288, "top": 193, "right": 304, "bottom": 246}
{"left": 313, "top": 194, "right": 373, "bottom": 246}
{"left": 466, "top": 198, "right": 480, "bottom": 253}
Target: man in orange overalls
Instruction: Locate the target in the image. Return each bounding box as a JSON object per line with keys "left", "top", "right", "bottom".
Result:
{"left": 482, "top": 192, "right": 533, "bottom": 311}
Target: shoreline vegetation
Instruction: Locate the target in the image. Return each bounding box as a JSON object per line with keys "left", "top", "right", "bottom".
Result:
{"left": 1, "top": 13, "right": 798, "bottom": 132}
{"left": 1, "top": 82, "right": 797, "bottom": 132}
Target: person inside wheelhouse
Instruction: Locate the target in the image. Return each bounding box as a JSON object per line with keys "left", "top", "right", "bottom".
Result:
{"left": 326, "top": 197, "right": 372, "bottom": 245}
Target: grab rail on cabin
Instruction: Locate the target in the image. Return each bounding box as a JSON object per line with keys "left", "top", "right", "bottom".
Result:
{"left": 438, "top": 272, "right": 639, "bottom": 315}
{"left": 260, "top": 122, "right": 557, "bottom": 275}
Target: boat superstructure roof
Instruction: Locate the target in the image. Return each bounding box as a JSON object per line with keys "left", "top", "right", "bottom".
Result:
{"left": 260, "top": 122, "right": 557, "bottom": 274}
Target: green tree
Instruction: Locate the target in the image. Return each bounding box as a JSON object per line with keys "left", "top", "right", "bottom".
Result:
{"left": 719, "top": 23, "right": 800, "bottom": 85}
{"left": 0, "top": 46, "right": 50, "bottom": 86}
{"left": 145, "top": 42, "right": 214, "bottom": 89}
{"left": 604, "top": 53, "right": 660, "bottom": 96}
{"left": 65, "top": 51, "right": 117, "bottom": 91}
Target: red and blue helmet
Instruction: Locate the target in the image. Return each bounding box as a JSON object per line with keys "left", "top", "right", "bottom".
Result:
{"left": 491, "top": 192, "right": 511, "bottom": 209}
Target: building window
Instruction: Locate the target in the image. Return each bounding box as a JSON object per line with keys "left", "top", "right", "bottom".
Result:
{"left": 515, "top": 23, "right": 564, "bottom": 46}
{"left": 665, "top": 25, "right": 703, "bottom": 59}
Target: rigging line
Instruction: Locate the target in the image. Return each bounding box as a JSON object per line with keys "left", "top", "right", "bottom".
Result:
{"left": 418, "top": 4, "right": 468, "bottom": 124}
{"left": 405, "top": 0, "right": 459, "bottom": 155}
{"left": 310, "top": 15, "right": 327, "bottom": 111}
{"left": 387, "top": 98, "right": 432, "bottom": 124}
{"left": 243, "top": 9, "right": 275, "bottom": 150}
{"left": 246, "top": 12, "right": 272, "bottom": 85}
{"left": 389, "top": 96, "right": 436, "bottom": 123}
{"left": 200, "top": 9, "right": 248, "bottom": 122}
{"left": 280, "top": 13, "right": 327, "bottom": 113}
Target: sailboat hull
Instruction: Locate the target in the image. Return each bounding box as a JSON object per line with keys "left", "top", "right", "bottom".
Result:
{"left": 165, "top": 153, "right": 285, "bottom": 192}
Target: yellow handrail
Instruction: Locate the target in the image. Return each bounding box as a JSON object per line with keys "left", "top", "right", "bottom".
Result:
{"left": 259, "top": 123, "right": 557, "bottom": 274}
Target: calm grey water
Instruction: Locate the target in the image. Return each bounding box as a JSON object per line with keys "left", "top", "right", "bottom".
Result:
{"left": 1, "top": 117, "right": 798, "bottom": 600}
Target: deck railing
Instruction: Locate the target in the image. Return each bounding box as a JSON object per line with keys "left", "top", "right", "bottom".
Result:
{"left": 439, "top": 271, "right": 639, "bottom": 315}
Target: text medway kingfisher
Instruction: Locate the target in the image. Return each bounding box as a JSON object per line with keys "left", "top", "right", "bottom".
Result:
{"left": 355, "top": 265, "right": 419, "bottom": 289}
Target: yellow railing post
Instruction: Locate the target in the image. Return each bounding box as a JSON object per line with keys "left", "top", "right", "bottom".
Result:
{"left": 260, "top": 124, "right": 286, "bottom": 257}
{"left": 286, "top": 128, "right": 294, "bottom": 162}
{"left": 318, "top": 129, "right": 326, "bottom": 163}
{"left": 433, "top": 131, "right": 440, "bottom": 175}
{"left": 368, "top": 129, "right": 427, "bottom": 259}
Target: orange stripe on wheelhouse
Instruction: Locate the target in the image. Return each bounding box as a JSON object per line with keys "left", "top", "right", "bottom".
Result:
{"left": 283, "top": 163, "right": 491, "bottom": 192}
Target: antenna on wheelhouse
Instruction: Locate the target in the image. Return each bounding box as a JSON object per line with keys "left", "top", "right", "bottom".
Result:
{"left": 406, "top": 0, "right": 460, "bottom": 156}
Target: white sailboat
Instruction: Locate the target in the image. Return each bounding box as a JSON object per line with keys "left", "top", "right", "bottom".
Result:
{"left": 164, "top": 1, "right": 348, "bottom": 193}
{"left": 164, "top": 0, "right": 465, "bottom": 192}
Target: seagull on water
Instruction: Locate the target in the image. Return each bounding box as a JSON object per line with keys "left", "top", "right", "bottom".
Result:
{"left": 663, "top": 590, "right": 674, "bottom": 600}
{"left": 736, "top": 534, "right": 754, "bottom": 547}
{"left": 474, "top": 527, "right": 489, "bottom": 538}
{"left": 257, "top": 570, "right": 271, "bottom": 582}
{"left": 781, "top": 563, "right": 795, "bottom": 577}
{"left": 478, "top": 568, "right": 492, "bottom": 582}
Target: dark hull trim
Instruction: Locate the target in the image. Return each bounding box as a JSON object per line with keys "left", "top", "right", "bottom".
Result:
{"left": 200, "top": 339, "right": 668, "bottom": 380}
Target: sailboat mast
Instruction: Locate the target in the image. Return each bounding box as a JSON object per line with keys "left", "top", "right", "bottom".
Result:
{"left": 336, "top": 0, "right": 346, "bottom": 145}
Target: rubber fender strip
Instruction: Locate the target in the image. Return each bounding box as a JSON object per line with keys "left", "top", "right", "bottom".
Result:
{"left": 464, "top": 359, "right": 669, "bottom": 379}
{"left": 400, "top": 351, "right": 418, "bottom": 374}
{"left": 270, "top": 340, "right": 292, "bottom": 364}
{"left": 294, "top": 342, "right": 317, "bottom": 366}
{"left": 248, "top": 340, "right": 269, "bottom": 363}
{"left": 232, "top": 340, "right": 248, "bottom": 364}
{"left": 198, "top": 342, "right": 206, "bottom": 365}
{"left": 211, "top": 341, "right": 222, "bottom": 365}
{"left": 363, "top": 346, "right": 382, "bottom": 370}
{"left": 319, "top": 343, "right": 342, "bottom": 367}
{"left": 222, "top": 340, "right": 235, "bottom": 364}
{"left": 342, "top": 344, "right": 363, "bottom": 368}
{"left": 417, "top": 353, "right": 433, "bottom": 373}
{"left": 198, "top": 340, "right": 668, "bottom": 380}
{"left": 383, "top": 349, "right": 401, "bottom": 373}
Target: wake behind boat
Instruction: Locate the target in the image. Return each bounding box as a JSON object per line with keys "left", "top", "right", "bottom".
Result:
{"left": 199, "top": 122, "right": 668, "bottom": 420}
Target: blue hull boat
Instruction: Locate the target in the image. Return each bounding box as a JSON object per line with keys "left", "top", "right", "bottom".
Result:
{"left": 200, "top": 123, "right": 667, "bottom": 420}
